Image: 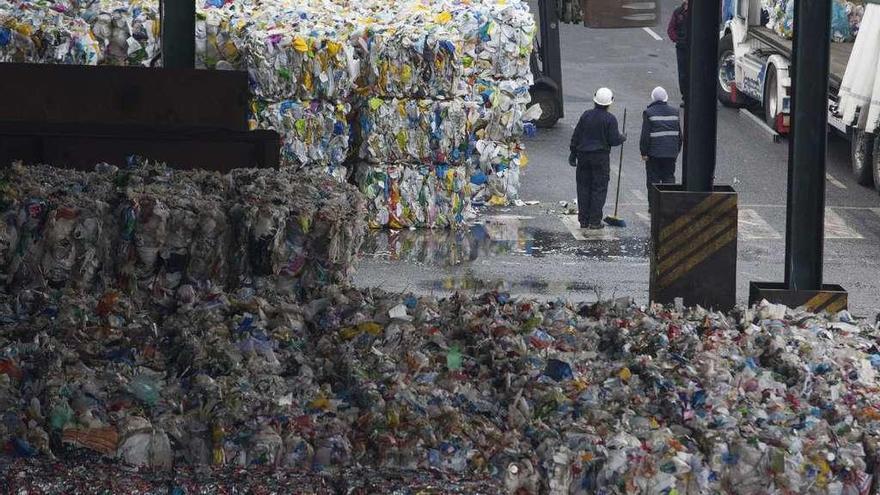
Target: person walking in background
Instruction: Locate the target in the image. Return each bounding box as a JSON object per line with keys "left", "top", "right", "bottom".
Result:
{"left": 667, "top": 0, "right": 689, "bottom": 105}
{"left": 639, "top": 86, "right": 681, "bottom": 212}
{"left": 569, "top": 87, "right": 627, "bottom": 230}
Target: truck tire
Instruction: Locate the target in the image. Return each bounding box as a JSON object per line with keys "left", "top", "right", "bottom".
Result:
{"left": 764, "top": 65, "right": 780, "bottom": 131}
{"left": 564, "top": 0, "right": 574, "bottom": 23}
{"left": 851, "top": 129, "right": 874, "bottom": 186}
{"left": 717, "top": 33, "right": 743, "bottom": 108}
{"left": 874, "top": 136, "right": 880, "bottom": 193}
{"left": 529, "top": 89, "right": 560, "bottom": 129}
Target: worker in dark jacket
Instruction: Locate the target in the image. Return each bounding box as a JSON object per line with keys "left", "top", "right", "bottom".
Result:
{"left": 667, "top": 0, "right": 689, "bottom": 104}
{"left": 639, "top": 87, "right": 682, "bottom": 212}
{"left": 569, "top": 87, "right": 626, "bottom": 230}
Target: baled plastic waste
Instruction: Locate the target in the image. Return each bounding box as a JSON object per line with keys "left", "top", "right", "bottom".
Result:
{"left": 0, "top": 161, "right": 367, "bottom": 299}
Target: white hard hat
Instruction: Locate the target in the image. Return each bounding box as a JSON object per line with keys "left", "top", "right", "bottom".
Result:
{"left": 651, "top": 86, "right": 669, "bottom": 103}
{"left": 594, "top": 87, "right": 614, "bottom": 106}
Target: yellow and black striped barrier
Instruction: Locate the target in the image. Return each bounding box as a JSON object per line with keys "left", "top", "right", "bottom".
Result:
{"left": 649, "top": 185, "right": 738, "bottom": 309}
{"left": 749, "top": 282, "right": 848, "bottom": 314}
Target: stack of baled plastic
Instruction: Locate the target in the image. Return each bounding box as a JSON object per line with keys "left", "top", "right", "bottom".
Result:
{"left": 0, "top": 161, "right": 367, "bottom": 302}
{"left": 218, "top": 0, "right": 358, "bottom": 177}
{"left": 196, "top": 0, "right": 536, "bottom": 225}
{"left": 352, "top": 0, "right": 536, "bottom": 227}
{"left": 3, "top": 0, "right": 536, "bottom": 227}
{"left": 0, "top": 0, "right": 160, "bottom": 66}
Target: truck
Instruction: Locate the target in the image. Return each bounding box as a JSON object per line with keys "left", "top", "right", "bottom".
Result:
{"left": 717, "top": 0, "right": 880, "bottom": 192}
{"left": 529, "top": 0, "right": 660, "bottom": 128}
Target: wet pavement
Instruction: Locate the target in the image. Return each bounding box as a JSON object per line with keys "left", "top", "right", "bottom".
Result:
{"left": 353, "top": 0, "right": 880, "bottom": 317}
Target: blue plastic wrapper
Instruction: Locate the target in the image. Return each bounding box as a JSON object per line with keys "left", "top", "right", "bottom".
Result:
{"left": 832, "top": 0, "right": 853, "bottom": 42}
{"left": 543, "top": 358, "right": 573, "bottom": 382}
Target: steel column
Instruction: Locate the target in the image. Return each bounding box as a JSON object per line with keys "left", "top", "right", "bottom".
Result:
{"left": 784, "top": 0, "right": 832, "bottom": 290}
{"left": 162, "top": 1, "right": 195, "bottom": 69}
{"left": 539, "top": 0, "right": 564, "bottom": 117}
{"left": 684, "top": 0, "right": 720, "bottom": 192}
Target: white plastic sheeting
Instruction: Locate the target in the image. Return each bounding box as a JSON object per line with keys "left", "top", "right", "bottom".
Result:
{"left": 839, "top": 3, "right": 880, "bottom": 133}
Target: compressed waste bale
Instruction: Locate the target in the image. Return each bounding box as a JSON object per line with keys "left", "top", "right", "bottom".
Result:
{"left": 78, "top": 0, "right": 161, "bottom": 66}
{"left": 1, "top": 161, "right": 366, "bottom": 301}
{"left": 0, "top": 0, "right": 159, "bottom": 66}
{"left": 453, "top": 0, "right": 536, "bottom": 81}
{"left": 110, "top": 161, "right": 231, "bottom": 303}
{"left": 227, "top": 168, "right": 367, "bottom": 290}
{"left": 0, "top": 4, "right": 102, "bottom": 65}
{"left": 355, "top": 163, "right": 473, "bottom": 229}
{"left": 352, "top": 20, "right": 463, "bottom": 99}
{"left": 242, "top": 22, "right": 358, "bottom": 102}
{"left": 469, "top": 140, "right": 526, "bottom": 206}
{"left": 354, "top": 88, "right": 534, "bottom": 152}
{"left": 0, "top": 163, "right": 116, "bottom": 293}
{"left": 357, "top": 98, "right": 475, "bottom": 166}
{"left": 196, "top": 4, "right": 245, "bottom": 70}
{"left": 249, "top": 99, "right": 351, "bottom": 176}
{"left": 468, "top": 78, "right": 535, "bottom": 143}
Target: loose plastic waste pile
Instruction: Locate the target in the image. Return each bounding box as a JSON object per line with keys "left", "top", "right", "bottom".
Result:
{"left": 3, "top": 232, "right": 880, "bottom": 495}
{"left": 764, "top": 0, "right": 865, "bottom": 42}
{"left": 0, "top": 160, "right": 367, "bottom": 300}
{"left": 1, "top": 0, "right": 539, "bottom": 227}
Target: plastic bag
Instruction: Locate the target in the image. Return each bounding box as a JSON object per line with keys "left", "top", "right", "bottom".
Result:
{"left": 832, "top": 0, "right": 854, "bottom": 43}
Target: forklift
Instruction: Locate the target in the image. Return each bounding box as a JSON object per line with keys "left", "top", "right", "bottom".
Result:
{"left": 528, "top": 0, "right": 660, "bottom": 128}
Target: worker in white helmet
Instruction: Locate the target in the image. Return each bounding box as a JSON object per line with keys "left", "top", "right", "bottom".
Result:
{"left": 569, "top": 87, "right": 627, "bottom": 229}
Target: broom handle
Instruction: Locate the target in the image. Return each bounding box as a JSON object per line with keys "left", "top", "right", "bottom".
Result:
{"left": 613, "top": 108, "right": 627, "bottom": 217}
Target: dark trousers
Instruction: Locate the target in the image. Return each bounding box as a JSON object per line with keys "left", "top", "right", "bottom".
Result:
{"left": 646, "top": 157, "right": 677, "bottom": 212}
{"left": 676, "top": 44, "right": 689, "bottom": 101}
{"left": 576, "top": 152, "right": 611, "bottom": 226}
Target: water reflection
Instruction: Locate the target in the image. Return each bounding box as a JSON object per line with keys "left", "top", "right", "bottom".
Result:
{"left": 359, "top": 215, "right": 651, "bottom": 266}
{"left": 420, "top": 273, "right": 598, "bottom": 294}
{"left": 359, "top": 217, "right": 537, "bottom": 266}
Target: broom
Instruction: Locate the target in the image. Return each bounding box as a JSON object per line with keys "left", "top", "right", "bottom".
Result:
{"left": 604, "top": 108, "right": 627, "bottom": 228}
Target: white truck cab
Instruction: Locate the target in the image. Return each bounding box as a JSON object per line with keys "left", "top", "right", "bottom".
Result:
{"left": 717, "top": 0, "right": 880, "bottom": 191}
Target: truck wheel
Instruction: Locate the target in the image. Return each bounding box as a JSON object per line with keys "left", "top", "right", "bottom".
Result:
{"left": 874, "top": 136, "right": 880, "bottom": 193}
{"left": 851, "top": 129, "right": 874, "bottom": 186}
{"left": 764, "top": 65, "right": 780, "bottom": 131}
{"left": 564, "top": 0, "right": 574, "bottom": 23}
{"left": 529, "top": 89, "right": 560, "bottom": 128}
{"left": 717, "top": 33, "right": 743, "bottom": 108}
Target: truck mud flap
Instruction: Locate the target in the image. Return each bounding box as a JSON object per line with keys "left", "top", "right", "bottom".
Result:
{"left": 581, "top": 0, "right": 659, "bottom": 28}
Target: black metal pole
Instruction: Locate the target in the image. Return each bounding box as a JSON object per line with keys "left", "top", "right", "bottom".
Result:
{"left": 683, "top": 0, "right": 719, "bottom": 192}
{"left": 162, "top": 0, "right": 195, "bottom": 69}
{"left": 539, "top": 0, "right": 564, "bottom": 118}
{"left": 784, "top": 0, "right": 831, "bottom": 290}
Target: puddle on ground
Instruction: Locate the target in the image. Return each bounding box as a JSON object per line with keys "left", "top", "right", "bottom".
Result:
{"left": 418, "top": 273, "right": 598, "bottom": 294}
{"left": 359, "top": 215, "right": 650, "bottom": 266}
